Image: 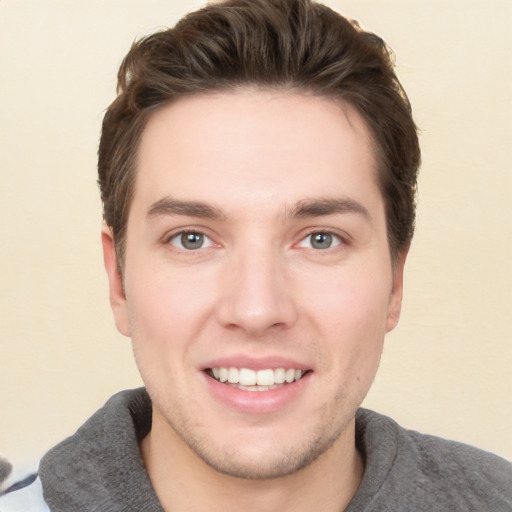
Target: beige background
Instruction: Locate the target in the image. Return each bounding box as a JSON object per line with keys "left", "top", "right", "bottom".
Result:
{"left": 1, "top": 0, "right": 511, "bottom": 469}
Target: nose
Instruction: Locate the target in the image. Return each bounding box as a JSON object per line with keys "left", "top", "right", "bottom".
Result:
{"left": 216, "top": 243, "right": 298, "bottom": 336}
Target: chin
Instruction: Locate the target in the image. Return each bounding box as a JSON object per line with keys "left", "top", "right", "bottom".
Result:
{"left": 180, "top": 419, "right": 348, "bottom": 480}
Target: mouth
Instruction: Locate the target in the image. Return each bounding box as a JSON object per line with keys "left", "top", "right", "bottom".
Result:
{"left": 205, "top": 367, "right": 311, "bottom": 392}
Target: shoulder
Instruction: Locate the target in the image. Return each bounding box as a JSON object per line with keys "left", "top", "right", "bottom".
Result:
{"left": 355, "top": 409, "right": 512, "bottom": 511}
{"left": 403, "top": 430, "right": 512, "bottom": 510}
{"left": 0, "top": 476, "right": 50, "bottom": 512}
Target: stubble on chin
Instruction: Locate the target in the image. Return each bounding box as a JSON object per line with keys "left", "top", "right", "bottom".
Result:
{"left": 155, "top": 400, "right": 357, "bottom": 481}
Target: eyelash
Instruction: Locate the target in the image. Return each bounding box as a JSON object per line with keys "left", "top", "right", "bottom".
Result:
{"left": 164, "top": 228, "right": 347, "bottom": 253}
{"left": 297, "top": 230, "right": 345, "bottom": 251}
{"left": 166, "top": 230, "right": 215, "bottom": 251}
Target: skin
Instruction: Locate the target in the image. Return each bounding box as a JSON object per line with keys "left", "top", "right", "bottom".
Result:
{"left": 102, "top": 89, "right": 406, "bottom": 512}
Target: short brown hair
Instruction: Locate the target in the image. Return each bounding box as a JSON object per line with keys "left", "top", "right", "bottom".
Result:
{"left": 98, "top": 0, "right": 420, "bottom": 269}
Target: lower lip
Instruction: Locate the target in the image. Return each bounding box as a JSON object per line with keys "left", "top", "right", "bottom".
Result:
{"left": 202, "top": 372, "right": 312, "bottom": 414}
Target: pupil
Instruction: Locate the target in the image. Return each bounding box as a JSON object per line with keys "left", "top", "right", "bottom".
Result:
{"left": 312, "top": 233, "right": 332, "bottom": 249}
{"left": 181, "top": 232, "right": 203, "bottom": 249}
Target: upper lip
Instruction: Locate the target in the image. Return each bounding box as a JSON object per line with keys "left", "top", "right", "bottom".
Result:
{"left": 201, "top": 355, "right": 311, "bottom": 371}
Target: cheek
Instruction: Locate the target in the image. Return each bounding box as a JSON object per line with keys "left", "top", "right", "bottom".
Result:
{"left": 309, "top": 267, "right": 391, "bottom": 333}
{"left": 126, "top": 282, "right": 200, "bottom": 398}
{"left": 306, "top": 267, "right": 390, "bottom": 380}
{"left": 124, "top": 265, "right": 219, "bottom": 363}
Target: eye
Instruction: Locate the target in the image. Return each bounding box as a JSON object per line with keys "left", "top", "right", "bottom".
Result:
{"left": 298, "top": 231, "right": 342, "bottom": 250}
{"left": 169, "top": 231, "right": 213, "bottom": 250}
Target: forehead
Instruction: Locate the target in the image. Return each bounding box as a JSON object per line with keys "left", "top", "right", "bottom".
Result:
{"left": 133, "top": 89, "right": 381, "bottom": 217}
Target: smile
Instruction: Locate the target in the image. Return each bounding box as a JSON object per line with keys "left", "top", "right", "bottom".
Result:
{"left": 207, "top": 367, "right": 307, "bottom": 391}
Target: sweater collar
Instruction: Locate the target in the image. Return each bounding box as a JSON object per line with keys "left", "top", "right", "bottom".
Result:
{"left": 39, "top": 388, "right": 163, "bottom": 512}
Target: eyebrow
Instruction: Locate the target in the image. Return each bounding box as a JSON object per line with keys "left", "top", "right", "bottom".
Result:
{"left": 147, "top": 197, "right": 225, "bottom": 220}
{"left": 288, "top": 197, "right": 371, "bottom": 221}
{"left": 147, "top": 196, "right": 370, "bottom": 223}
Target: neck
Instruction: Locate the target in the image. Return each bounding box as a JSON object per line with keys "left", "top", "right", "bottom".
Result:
{"left": 141, "top": 412, "right": 364, "bottom": 512}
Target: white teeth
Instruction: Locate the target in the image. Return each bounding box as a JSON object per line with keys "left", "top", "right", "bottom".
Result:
{"left": 238, "top": 384, "right": 272, "bottom": 392}
{"left": 210, "top": 366, "right": 306, "bottom": 389}
{"left": 227, "top": 367, "right": 239, "bottom": 384}
{"left": 238, "top": 384, "right": 257, "bottom": 391}
{"left": 285, "top": 369, "right": 295, "bottom": 383}
{"left": 239, "top": 368, "right": 257, "bottom": 386}
{"left": 274, "top": 368, "right": 286, "bottom": 384}
{"left": 256, "top": 369, "right": 274, "bottom": 386}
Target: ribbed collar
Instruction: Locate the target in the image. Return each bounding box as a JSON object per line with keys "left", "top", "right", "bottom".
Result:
{"left": 39, "top": 388, "right": 163, "bottom": 512}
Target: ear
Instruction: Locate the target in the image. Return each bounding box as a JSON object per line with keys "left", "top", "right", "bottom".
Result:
{"left": 386, "top": 250, "right": 408, "bottom": 333}
{"left": 101, "top": 225, "right": 131, "bottom": 337}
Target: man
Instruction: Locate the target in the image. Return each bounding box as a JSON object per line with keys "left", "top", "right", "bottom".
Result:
{"left": 1, "top": 0, "right": 511, "bottom": 510}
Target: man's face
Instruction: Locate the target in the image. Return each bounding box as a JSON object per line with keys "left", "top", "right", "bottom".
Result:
{"left": 103, "top": 90, "right": 404, "bottom": 478}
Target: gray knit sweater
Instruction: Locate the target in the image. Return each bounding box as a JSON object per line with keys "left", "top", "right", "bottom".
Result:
{"left": 1, "top": 388, "right": 511, "bottom": 511}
